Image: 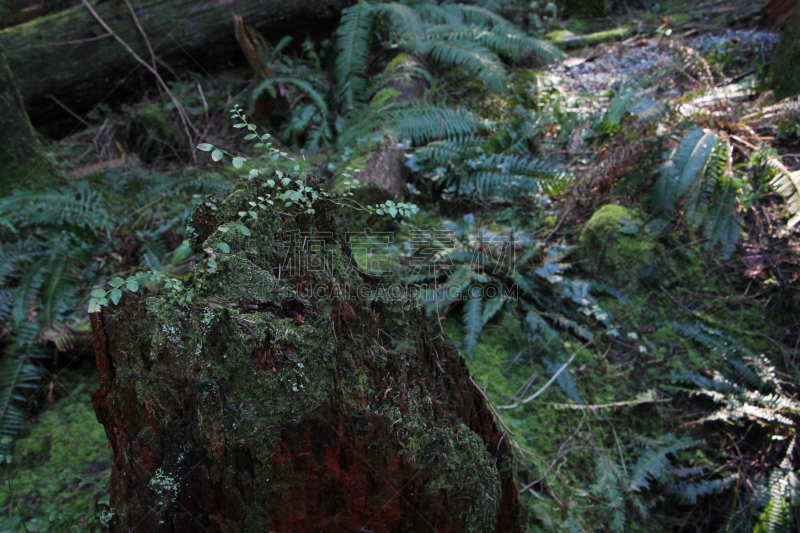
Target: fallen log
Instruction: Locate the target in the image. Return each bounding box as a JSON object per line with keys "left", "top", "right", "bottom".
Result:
{"left": 0, "top": 0, "right": 348, "bottom": 132}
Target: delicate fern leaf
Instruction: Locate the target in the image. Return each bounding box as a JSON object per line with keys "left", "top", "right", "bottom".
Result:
{"left": 424, "top": 40, "right": 506, "bottom": 92}
{"left": 756, "top": 438, "right": 798, "bottom": 533}
{"left": 40, "top": 258, "right": 79, "bottom": 328}
{"left": 628, "top": 436, "right": 703, "bottom": 492}
{"left": 375, "top": 3, "right": 425, "bottom": 53}
{"left": 481, "top": 295, "right": 505, "bottom": 326}
{"left": 684, "top": 137, "right": 729, "bottom": 227}
{"left": 418, "top": 4, "right": 463, "bottom": 25}
{"left": 11, "top": 257, "right": 46, "bottom": 326}
{"left": 335, "top": 0, "right": 375, "bottom": 109}
{"left": 605, "top": 88, "right": 640, "bottom": 128}
{"left": 0, "top": 345, "right": 46, "bottom": 451}
{"left": 455, "top": 4, "right": 510, "bottom": 28}
{"left": 466, "top": 154, "right": 571, "bottom": 196}
{"left": 339, "top": 104, "right": 480, "bottom": 148}
{"left": 764, "top": 155, "right": 800, "bottom": 227}
{"left": 462, "top": 296, "right": 483, "bottom": 359}
{"left": 702, "top": 176, "right": 742, "bottom": 260}
{"left": 668, "top": 474, "right": 738, "bottom": 505}
{"left": 415, "top": 136, "right": 480, "bottom": 166}
{"left": 250, "top": 77, "right": 328, "bottom": 119}
{"left": 634, "top": 99, "right": 670, "bottom": 124}
{"left": 653, "top": 128, "right": 719, "bottom": 216}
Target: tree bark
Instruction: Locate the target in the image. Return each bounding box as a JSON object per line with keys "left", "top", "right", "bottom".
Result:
{"left": 91, "top": 175, "right": 523, "bottom": 532}
{"left": 772, "top": 0, "right": 800, "bottom": 100}
{"left": 0, "top": 0, "right": 348, "bottom": 132}
{"left": 0, "top": 0, "right": 76, "bottom": 30}
{"left": 0, "top": 46, "right": 60, "bottom": 194}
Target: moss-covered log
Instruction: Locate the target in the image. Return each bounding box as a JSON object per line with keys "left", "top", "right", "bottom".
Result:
{"left": 0, "top": 47, "right": 59, "bottom": 194}
{"left": 0, "top": 0, "right": 348, "bottom": 130}
{"left": 0, "top": 0, "right": 75, "bottom": 29}
{"left": 91, "top": 175, "right": 523, "bottom": 532}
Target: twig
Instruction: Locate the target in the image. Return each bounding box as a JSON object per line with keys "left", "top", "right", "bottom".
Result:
{"left": 470, "top": 376, "right": 515, "bottom": 437}
{"left": 123, "top": 0, "right": 158, "bottom": 76}
{"left": 79, "top": 0, "right": 200, "bottom": 162}
{"left": 47, "top": 95, "right": 92, "bottom": 129}
{"left": 497, "top": 329, "right": 611, "bottom": 410}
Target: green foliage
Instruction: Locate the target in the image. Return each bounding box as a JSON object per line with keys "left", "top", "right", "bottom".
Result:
{"left": 405, "top": 216, "right": 616, "bottom": 405}
{"left": 662, "top": 322, "right": 799, "bottom": 533}
{"left": 0, "top": 163, "right": 231, "bottom": 450}
{"left": 651, "top": 128, "right": 743, "bottom": 259}
{"left": 333, "top": 0, "right": 561, "bottom": 109}
{"left": 590, "top": 435, "right": 703, "bottom": 533}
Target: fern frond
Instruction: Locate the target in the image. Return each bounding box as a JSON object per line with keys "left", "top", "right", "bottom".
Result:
{"left": 762, "top": 154, "right": 800, "bottom": 227}
{"left": 604, "top": 88, "right": 640, "bottom": 128}
{"left": 424, "top": 40, "right": 507, "bottom": 91}
{"left": 335, "top": 0, "right": 375, "bottom": 110}
{"left": 427, "top": 25, "right": 561, "bottom": 63}
{"left": 652, "top": 128, "right": 720, "bottom": 216}
{"left": 249, "top": 77, "right": 328, "bottom": 119}
{"left": 417, "top": 4, "right": 464, "bottom": 25}
{"left": 0, "top": 344, "right": 46, "bottom": 452}
{"left": 682, "top": 136, "right": 727, "bottom": 226}
{"left": 455, "top": 4, "right": 510, "bottom": 28}
{"left": 0, "top": 189, "right": 114, "bottom": 236}
{"left": 628, "top": 435, "right": 703, "bottom": 492}
{"left": 339, "top": 104, "right": 480, "bottom": 148}
{"left": 702, "top": 175, "right": 742, "bottom": 260}
{"left": 462, "top": 296, "right": 483, "bottom": 359}
{"left": 375, "top": 3, "right": 425, "bottom": 53}
{"left": 465, "top": 154, "right": 571, "bottom": 196}
{"left": 755, "top": 438, "right": 798, "bottom": 533}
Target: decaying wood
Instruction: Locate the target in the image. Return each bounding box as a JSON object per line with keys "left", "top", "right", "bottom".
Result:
{"left": 0, "top": 0, "right": 349, "bottom": 131}
{"left": 91, "top": 175, "right": 523, "bottom": 532}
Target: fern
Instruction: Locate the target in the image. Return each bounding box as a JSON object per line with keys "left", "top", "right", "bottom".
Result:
{"left": 761, "top": 152, "right": 800, "bottom": 227}
{"left": 375, "top": 3, "right": 425, "bottom": 53}
{"left": 652, "top": 129, "right": 742, "bottom": 258}
{"left": 462, "top": 296, "right": 483, "bottom": 359}
{"left": 0, "top": 344, "right": 46, "bottom": 453}
{"left": 755, "top": 438, "right": 798, "bottom": 533}
{"left": 339, "top": 103, "right": 481, "bottom": 148}
{"left": 335, "top": 0, "right": 375, "bottom": 110}
{"left": 249, "top": 77, "right": 329, "bottom": 120}
{"left": 465, "top": 154, "right": 571, "bottom": 196}
{"left": 653, "top": 128, "right": 719, "bottom": 215}
{"left": 424, "top": 40, "right": 507, "bottom": 91}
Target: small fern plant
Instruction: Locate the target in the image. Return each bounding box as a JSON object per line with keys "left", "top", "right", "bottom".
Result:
{"left": 650, "top": 127, "right": 743, "bottom": 259}
{"left": 662, "top": 322, "right": 799, "bottom": 533}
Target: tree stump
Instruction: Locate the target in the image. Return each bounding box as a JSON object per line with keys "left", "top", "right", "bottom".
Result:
{"left": 91, "top": 175, "right": 522, "bottom": 532}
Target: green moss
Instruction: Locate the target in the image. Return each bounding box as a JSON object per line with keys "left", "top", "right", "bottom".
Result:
{"left": 577, "top": 204, "right": 659, "bottom": 289}
{"left": 405, "top": 424, "right": 501, "bottom": 533}
{"left": 547, "top": 26, "right": 634, "bottom": 50}
{"left": 0, "top": 372, "right": 111, "bottom": 531}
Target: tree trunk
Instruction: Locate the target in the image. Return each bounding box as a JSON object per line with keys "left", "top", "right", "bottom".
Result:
{"left": 772, "top": 0, "right": 800, "bottom": 100}
{"left": 0, "top": 0, "right": 348, "bottom": 132}
{"left": 0, "top": 47, "right": 60, "bottom": 194}
{"left": 91, "top": 175, "right": 523, "bottom": 532}
{"left": 0, "top": 0, "right": 76, "bottom": 29}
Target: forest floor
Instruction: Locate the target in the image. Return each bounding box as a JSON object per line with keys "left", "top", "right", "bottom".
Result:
{"left": 1, "top": 0, "right": 799, "bottom": 531}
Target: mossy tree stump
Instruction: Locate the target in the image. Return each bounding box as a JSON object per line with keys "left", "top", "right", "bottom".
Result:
{"left": 91, "top": 175, "right": 522, "bottom": 532}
